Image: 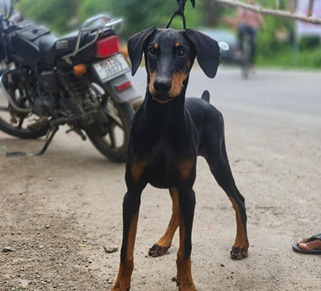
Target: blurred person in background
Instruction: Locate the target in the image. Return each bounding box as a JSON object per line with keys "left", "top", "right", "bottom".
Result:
{"left": 226, "top": 0, "right": 264, "bottom": 69}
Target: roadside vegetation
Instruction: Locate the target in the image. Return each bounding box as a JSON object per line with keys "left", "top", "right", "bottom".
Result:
{"left": 16, "top": 0, "right": 321, "bottom": 69}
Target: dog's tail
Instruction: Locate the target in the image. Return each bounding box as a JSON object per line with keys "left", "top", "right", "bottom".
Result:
{"left": 201, "top": 90, "right": 210, "bottom": 103}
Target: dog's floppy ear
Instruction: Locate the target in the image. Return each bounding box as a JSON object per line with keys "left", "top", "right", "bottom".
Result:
{"left": 184, "top": 28, "right": 220, "bottom": 78}
{"left": 127, "top": 27, "right": 157, "bottom": 75}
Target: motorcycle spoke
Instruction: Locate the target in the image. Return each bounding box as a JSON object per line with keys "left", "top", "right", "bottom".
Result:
{"left": 108, "top": 116, "right": 122, "bottom": 128}
{"left": 105, "top": 103, "right": 123, "bottom": 128}
{"left": 17, "top": 117, "right": 25, "bottom": 129}
{"left": 109, "top": 124, "right": 117, "bottom": 148}
{"left": 87, "top": 101, "right": 134, "bottom": 162}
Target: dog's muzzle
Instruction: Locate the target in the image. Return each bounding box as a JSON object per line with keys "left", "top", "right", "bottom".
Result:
{"left": 154, "top": 78, "right": 171, "bottom": 94}
{"left": 150, "top": 77, "right": 174, "bottom": 103}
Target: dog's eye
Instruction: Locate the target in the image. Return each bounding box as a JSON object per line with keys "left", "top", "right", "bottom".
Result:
{"left": 177, "top": 48, "right": 186, "bottom": 57}
{"left": 149, "top": 47, "right": 157, "bottom": 56}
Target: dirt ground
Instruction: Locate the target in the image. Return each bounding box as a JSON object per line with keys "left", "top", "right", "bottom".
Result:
{"left": 1, "top": 68, "right": 321, "bottom": 291}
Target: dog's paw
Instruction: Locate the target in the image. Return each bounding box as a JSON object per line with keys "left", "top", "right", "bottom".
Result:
{"left": 230, "top": 245, "right": 248, "bottom": 260}
{"left": 148, "top": 243, "right": 170, "bottom": 257}
{"left": 110, "top": 285, "right": 130, "bottom": 291}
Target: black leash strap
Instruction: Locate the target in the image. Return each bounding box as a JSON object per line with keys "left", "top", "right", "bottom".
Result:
{"left": 166, "top": 0, "right": 195, "bottom": 29}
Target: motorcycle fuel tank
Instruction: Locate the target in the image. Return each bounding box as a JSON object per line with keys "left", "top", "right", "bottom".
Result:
{"left": 10, "top": 22, "right": 50, "bottom": 66}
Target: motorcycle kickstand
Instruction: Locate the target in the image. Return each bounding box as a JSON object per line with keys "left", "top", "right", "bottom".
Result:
{"left": 36, "top": 126, "right": 59, "bottom": 156}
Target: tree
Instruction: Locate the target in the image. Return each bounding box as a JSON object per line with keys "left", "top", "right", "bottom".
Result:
{"left": 109, "top": 0, "right": 202, "bottom": 39}
{"left": 16, "top": 0, "right": 203, "bottom": 38}
{"left": 77, "top": 0, "right": 113, "bottom": 23}
{"left": 17, "top": 0, "right": 78, "bottom": 35}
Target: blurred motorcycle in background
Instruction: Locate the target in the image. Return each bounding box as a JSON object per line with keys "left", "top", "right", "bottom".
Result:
{"left": 0, "top": 0, "right": 140, "bottom": 162}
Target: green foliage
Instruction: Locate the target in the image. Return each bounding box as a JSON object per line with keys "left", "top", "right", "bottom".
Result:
{"left": 15, "top": 0, "right": 206, "bottom": 38}
{"left": 16, "top": 0, "right": 77, "bottom": 35}
{"left": 256, "top": 0, "right": 288, "bottom": 9}
{"left": 109, "top": 0, "right": 172, "bottom": 38}
{"left": 297, "top": 46, "right": 321, "bottom": 68}
{"left": 109, "top": 0, "right": 203, "bottom": 39}
{"left": 257, "top": 14, "right": 294, "bottom": 56}
{"left": 256, "top": 45, "right": 321, "bottom": 69}
{"left": 78, "top": 0, "right": 112, "bottom": 22}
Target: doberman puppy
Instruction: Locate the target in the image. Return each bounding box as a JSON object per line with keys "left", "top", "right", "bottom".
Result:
{"left": 111, "top": 27, "right": 249, "bottom": 291}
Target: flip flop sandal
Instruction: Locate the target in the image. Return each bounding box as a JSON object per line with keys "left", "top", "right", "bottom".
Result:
{"left": 292, "top": 233, "right": 321, "bottom": 254}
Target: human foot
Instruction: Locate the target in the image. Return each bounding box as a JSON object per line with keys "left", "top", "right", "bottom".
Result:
{"left": 292, "top": 234, "right": 321, "bottom": 254}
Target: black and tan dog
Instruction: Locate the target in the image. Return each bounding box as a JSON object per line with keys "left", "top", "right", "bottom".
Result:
{"left": 111, "top": 27, "right": 249, "bottom": 291}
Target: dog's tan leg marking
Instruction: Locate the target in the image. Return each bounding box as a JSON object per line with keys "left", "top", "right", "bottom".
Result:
{"left": 229, "top": 198, "right": 249, "bottom": 259}
{"left": 177, "top": 158, "right": 194, "bottom": 180}
{"left": 176, "top": 212, "right": 196, "bottom": 291}
{"left": 149, "top": 158, "right": 194, "bottom": 257}
{"left": 149, "top": 188, "right": 179, "bottom": 257}
{"left": 111, "top": 212, "right": 139, "bottom": 291}
{"left": 130, "top": 160, "right": 147, "bottom": 182}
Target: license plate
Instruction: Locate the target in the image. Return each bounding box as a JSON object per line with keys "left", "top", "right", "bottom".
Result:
{"left": 93, "top": 53, "right": 130, "bottom": 82}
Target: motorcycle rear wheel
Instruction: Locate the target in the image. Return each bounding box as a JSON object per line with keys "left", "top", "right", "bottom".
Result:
{"left": 0, "top": 83, "right": 49, "bottom": 139}
{"left": 87, "top": 100, "right": 134, "bottom": 162}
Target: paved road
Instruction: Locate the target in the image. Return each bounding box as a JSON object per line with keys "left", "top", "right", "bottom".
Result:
{"left": 132, "top": 66, "right": 321, "bottom": 121}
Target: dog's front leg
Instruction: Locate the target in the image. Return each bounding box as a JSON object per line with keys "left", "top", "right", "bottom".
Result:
{"left": 111, "top": 188, "right": 142, "bottom": 291}
{"left": 176, "top": 187, "right": 197, "bottom": 291}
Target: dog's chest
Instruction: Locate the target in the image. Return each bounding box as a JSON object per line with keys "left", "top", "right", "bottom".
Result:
{"left": 146, "top": 137, "right": 181, "bottom": 188}
{"left": 132, "top": 107, "right": 197, "bottom": 188}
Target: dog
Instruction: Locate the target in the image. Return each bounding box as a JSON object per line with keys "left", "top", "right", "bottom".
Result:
{"left": 111, "top": 27, "right": 249, "bottom": 291}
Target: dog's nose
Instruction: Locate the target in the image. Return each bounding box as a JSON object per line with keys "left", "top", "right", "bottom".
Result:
{"left": 153, "top": 78, "right": 171, "bottom": 94}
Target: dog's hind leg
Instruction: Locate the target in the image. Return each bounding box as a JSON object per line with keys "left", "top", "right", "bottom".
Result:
{"left": 204, "top": 138, "right": 249, "bottom": 260}
{"left": 149, "top": 188, "right": 180, "bottom": 257}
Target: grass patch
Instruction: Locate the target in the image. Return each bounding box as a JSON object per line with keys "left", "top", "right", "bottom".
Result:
{"left": 256, "top": 45, "right": 321, "bottom": 70}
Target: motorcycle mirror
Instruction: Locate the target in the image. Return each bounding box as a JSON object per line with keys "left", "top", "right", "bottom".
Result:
{"left": 0, "top": 0, "right": 13, "bottom": 18}
{"left": 218, "top": 41, "right": 229, "bottom": 51}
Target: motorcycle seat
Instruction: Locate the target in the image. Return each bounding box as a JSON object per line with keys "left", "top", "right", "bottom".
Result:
{"left": 39, "top": 30, "right": 98, "bottom": 65}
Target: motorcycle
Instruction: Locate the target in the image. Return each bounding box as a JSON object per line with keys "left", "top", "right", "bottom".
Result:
{"left": 0, "top": 0, "right": 140, "bottom": 162}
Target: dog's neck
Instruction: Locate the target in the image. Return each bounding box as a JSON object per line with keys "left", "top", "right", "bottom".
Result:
{"left": 138, "top": 76, "right": 191, "bottom": 138}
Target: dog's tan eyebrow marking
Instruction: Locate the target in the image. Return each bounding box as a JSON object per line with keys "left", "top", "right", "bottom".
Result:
{"left": 175, "top": 42, "right": 182, "bottom": 47}
{"left": 153, "top": 43, "right": 159, "bottom": 49}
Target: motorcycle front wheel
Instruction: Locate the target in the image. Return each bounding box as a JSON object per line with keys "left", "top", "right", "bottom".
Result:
{"left": 86, "top": 100, "right": 134, "bottom": 162}
{"left": 0, "top": 80, "right": 49, "bottom": 139}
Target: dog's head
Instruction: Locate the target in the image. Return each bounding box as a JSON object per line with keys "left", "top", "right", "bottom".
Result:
{"left": 127, "top": 28, "right": 220, "bottom": 104}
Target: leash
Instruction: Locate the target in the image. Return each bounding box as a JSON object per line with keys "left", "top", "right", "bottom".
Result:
{"left": 166, "top": 0, "right": 195, "bottom": 29}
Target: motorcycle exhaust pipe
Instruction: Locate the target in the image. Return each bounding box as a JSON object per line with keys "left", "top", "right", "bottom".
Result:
{"left": 0, "top": 71, "right": 31, "bottom": 114}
